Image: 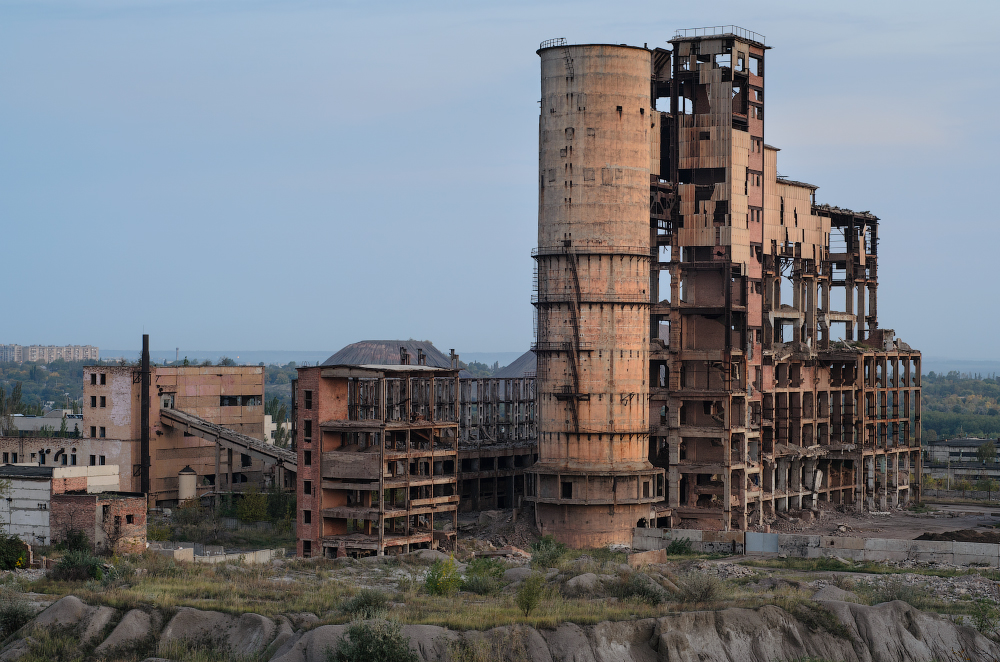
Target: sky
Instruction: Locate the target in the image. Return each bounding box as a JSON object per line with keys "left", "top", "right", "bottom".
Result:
{"left": 2, "top": 0, "right": 997, "bottom": 360}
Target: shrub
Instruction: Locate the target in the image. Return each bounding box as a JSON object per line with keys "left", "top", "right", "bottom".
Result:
{"left": 529, "top": 536, "right": 567, "bottom": 568}
{"left": 340, "top": 589, "right": 389, "bottom": 619}
{"left": 0, "top": 535, "right": 28, "bottom": 571}
{"left": 425, "top": 557, "right": 462, "bottom": 596}
{"left": 462, "top": 558, "right": 507, "bottom": 595}
{"left": 515, "top": 572, "right": 544, "bottom": 616}
{"left": 665, "top": 537, "right": 694, "bottom": 555}
{"left": 972, "top": 599, "right": 1000, "bottom": 636}
{"left": 146, "top": 523, "right": 172, "bottom": 541}
{"left": 51, "top": 550, "right": 104, "bottom": 582}
{"left": 173, "top": 498, "right": 204, "bottom": 526}
{"left": 0, "top": 584, "right": 33, "bottom": 639}
{"left": 674, "top": 571, "right": 727, "bottom": 603}
{"left": 607, "top": 572, "right": 665, "bottom": 605}
{"left": 102, "top": 556, "right": 136, "bottom": 588}
{"left": 462, "top": 574, "right": 507, "bottom": 596}
{"left": 789, "top": 601, "right": 852, "bottom": 639}
{"left": 236, "top": 487, "right": 269, "bottom": 523}
{"left": 447, "top": 627, "right": 530, "bottom": 662}
{"left": 329, "top": 619, "right": 418, "bottom": 662}
{"left": 56, "top": 529, "right": 92, "bottom": 553}
{"left": 860, "top": 576, "right": 929, "bottom": 609}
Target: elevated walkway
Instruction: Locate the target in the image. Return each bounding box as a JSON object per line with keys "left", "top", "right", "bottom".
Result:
{"left": 159, "top": 407, "right": 297, "bottom": 472}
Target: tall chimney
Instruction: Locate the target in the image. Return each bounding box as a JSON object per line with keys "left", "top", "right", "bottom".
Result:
{"left": 140, "top": 334, "right": 151, "bottom": 496}
{"left": 526, "top": 42, "right": 663, "bottom": 547}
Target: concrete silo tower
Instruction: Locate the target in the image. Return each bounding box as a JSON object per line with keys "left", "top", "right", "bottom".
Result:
{"left": 526, "top": 40, "right": 664, "bottom": 547}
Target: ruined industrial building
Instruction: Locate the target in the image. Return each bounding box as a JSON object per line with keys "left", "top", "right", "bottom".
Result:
{"left": 295, "top": 341, "right": 537, "bottom": 557}
{"left": 526, "top": 27, "right": 921, "bottom": 544}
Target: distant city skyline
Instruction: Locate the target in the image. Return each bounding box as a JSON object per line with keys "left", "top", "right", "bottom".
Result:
{"left": 2, "top": 0, "right": 997, "bottom": 358}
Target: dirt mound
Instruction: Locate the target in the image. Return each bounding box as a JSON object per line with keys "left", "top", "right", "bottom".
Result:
{"left": 915, "top": 528, "right": 1000, "bottom": 543}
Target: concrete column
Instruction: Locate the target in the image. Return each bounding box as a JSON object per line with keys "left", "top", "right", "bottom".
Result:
{"left": 856, "top": 283, "right": 866, "bottom": 341}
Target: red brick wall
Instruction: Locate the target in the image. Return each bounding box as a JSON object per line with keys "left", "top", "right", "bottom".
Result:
{"left": 51, "top": 476, "right": 87, "bottom": 495}
{"left": 50, "top": 494, "right": 96, "bottom": 548}
{"left": 296, "top": 367, "right": 323, "bottom": 557}
{"left": 96, "top": 496, "right": 147, "bottom": 554}
{"left": 51, "top": 494, "right": 147, "bottom": 554}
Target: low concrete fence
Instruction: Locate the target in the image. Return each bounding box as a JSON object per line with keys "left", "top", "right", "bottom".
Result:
{"left": 193, "top": 548, "right": 284, "bottom": 565}
{"left": 633, "top": 527, "right": 1000, "bottom": 567}
{"left": 147, "top": 542, "right": 284, "bottom": 564}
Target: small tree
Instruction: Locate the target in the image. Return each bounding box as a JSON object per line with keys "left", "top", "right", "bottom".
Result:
{"left": 516, "top": 572, "right": 544, "bottom": 616}
{"left": 977, "top": 442, "right": 997, "bottom": 466}
{"left": 955, "top": 479, "right": 973, "bottom": 498}
{"left": 976, "top": 478, "right": 1000, "bottom": 501}
{"left": 237, "top": 487, "right": 268, "bottom": 523}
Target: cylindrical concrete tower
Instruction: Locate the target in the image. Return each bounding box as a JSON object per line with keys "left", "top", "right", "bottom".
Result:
{"left": 527, "top": 41, "right": 664, "bottom": 547}
{"left": 178, "top": 465, "right": 197, "bottom": 502}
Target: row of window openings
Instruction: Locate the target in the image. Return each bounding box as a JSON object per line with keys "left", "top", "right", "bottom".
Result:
{"left": 89, "top": 373, "right": 107, "bottom": 385}
{"left": 220, "top": 395, "right": 262, "bottom": 407}
{"left": 1, "top": 451, "right": 104, "bottom": 465}
{"left": 100, "top": 506, "right": 134, "bottom": 525}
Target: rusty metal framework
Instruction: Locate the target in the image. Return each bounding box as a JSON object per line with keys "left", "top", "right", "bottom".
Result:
{"left": 457, "top": 377, "right": 537, "bottom": 511}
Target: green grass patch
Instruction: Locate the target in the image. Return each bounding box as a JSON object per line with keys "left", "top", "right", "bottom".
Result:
{"left": 740, "top": 557, "right": 974, "bottom": 578}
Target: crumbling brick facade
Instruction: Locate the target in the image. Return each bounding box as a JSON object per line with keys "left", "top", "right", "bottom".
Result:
{"left": 51, "top": 492, "right": 147, "bottom": 554}
{"left": 295, "top": 360, "right": 460, "bottom": 558}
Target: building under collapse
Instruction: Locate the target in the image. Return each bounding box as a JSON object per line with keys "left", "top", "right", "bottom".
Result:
{"left": 528, "top": 28, "right": 921, "bottom": 540}
{"left": 294, "top": 341, "right": 537, "bottom": 557}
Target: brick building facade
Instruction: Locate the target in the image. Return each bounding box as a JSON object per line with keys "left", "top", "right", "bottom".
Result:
{"left": 50, "top": 492, "right": 147, "bottom": 554}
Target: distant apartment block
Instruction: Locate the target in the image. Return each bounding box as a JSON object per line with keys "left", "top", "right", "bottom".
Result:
{"left": 0, "top": 344, "right": 99, "bottom": 364}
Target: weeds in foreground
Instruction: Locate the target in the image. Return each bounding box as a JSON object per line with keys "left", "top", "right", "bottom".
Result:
{"left": 854, "top": 575, "right": 932, "bottom": 609}
{"left": 425, "top": 557, "right": 462, "bottom": 597}
{"left": 327, "top": 619, "right": 418, "bottom": 662}
{"left": 447, "top": 626, "right": 530, "bottom": 662}
{"left": 673, "top": 572, "right": 728, "bottom": 604}
{"left": 529, "top": 536, "right": 567, "bottom": 569}
{"left": 339, "top": 589, "right": 389, "bottom": 620}
{"left": 0, "top": 583, "right": 34, "bottom": 640}
{"left": 742, "top": 557, "right": 975, "bottom": 579}
{"left": 606, "top": 572, "right": 666, "bottom": 606}
{"left": 971, "top": 599, "right": 1000, "bottom": 637}
{"left": 461, "top": 558, "right": 508, "bottom": 596}
{"left": 665, "top": 537, "right": 694, "bottom": 555}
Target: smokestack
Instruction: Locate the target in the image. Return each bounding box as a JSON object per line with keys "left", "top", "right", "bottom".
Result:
{"left": 140, "top": 334, "right": 151, "bottom": 495}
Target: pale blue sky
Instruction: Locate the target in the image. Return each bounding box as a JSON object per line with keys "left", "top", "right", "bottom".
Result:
{"left": 2, "top": 0, "right": 997, "bottom": 359}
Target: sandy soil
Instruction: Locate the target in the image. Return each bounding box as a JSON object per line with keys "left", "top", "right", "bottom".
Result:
{"left": 773, "top": 506, "right": 1000, "bottom": 540}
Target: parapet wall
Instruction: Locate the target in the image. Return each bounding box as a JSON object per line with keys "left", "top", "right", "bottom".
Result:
{"left": 633, "top": 527, "right": 1000, "bottom": 567}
